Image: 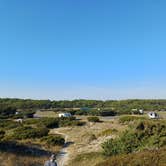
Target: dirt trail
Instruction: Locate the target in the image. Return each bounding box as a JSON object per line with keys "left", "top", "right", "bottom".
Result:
{"left": 52, "top": 130, "right": 70, "bottom": 166}
{"left": 50, "top": 118, "right": 125, "bottom": 166}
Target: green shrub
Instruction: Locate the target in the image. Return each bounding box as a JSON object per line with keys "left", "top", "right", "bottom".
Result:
{"left": 12, "top": 126, "right": 49, "bottom": 140}
{"left": 102, "top": 120, "right": 166, "bottom": 156}
{"left": 119, "top": 116, "right": 146, "bottom": 124}
{"left": 59, "top": 117, "right": 85, "bottom": 127}
{"left": 99, "top": 129, "right": 118, "bottom": 137}
{"left": 0, "top": 120, "right": 20, "bottom": 130}
{"left": 39, "top": 118, "right": 59, "bottom": 129}
{"left": 41, "top": 135, "right": 65, "bottom": 146}
{"left": 87, "top": 116, "right": 100, "bottom": 122}
{"left": 0, "top": 106, "right": 16, "bottom": 118}
{"left": 24, "top": 118, "right": 40, "bottom": 125}
{"left": 102, "top": 138, "right": 123, "bottom": 156}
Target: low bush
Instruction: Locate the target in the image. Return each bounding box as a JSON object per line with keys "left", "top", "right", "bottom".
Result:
{"left": 12, "top": 126, "right": 49, "bottom": 140}
{"left": 39, "top": 118, "right": 59, "bottom": 129}
{"left": 119, "top": 115, "right": 146, "bottom": 124}
{"left": 0, "top": 120, "right": 20, "bottom": 130}
{"left": 87, "top": 116, "right": 100, "bottom": 122}
{"left": 59, "top": 117, "right": 85, "bottom": 127}
{"left": 102, "top": 120, "right": 166, "bottom": 156}
{"left": 41, "top": 135, "right": 65, "bottom": 146}
{"left": 98, "top": 129, "right": 118, "bottom": 137}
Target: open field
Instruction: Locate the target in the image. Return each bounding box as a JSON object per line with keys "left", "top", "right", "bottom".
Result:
{"left": 35, "top": 110, "right": 58, "bottom": 118}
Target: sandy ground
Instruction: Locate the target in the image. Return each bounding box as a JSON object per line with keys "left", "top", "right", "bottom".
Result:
{"left": 50, "top": 118, "right": 126, "bottom": 166}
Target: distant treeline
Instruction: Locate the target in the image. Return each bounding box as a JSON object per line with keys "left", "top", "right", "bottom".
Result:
{"left": 1, "top": 98, "right": 166, "bottom": 113}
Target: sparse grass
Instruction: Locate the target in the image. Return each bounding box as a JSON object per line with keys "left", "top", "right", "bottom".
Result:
{"left": 68, "top": 152, "right": 105, "bottom": 166}
{"left": 0, "top": 152, "right": 48, "bottom": 166}
{"left": 98, "top": 128, "right": 118, "bottom": 137}
{"left": 119, "top": 115, "right": 147, "bottom": 124}
{"left": 158, "top": 111, "right": 166, "bottom": 119}
{"left": 35, "top": 111, "right": 58, "bottom": 118}
{"left": 96, "top": 148, "right": 166, "bottom": 166}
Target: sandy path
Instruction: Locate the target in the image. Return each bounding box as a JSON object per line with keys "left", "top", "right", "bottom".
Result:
{"left": 52, "top": 131, "right": 70, "bottom": 166}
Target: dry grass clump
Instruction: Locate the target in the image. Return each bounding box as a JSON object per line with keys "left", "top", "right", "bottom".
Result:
{"left": 0, "top": 152, "right": 48, "bottom": 166}
{"left": 98, "top": 128, "right": 118, "bottom": 137}
{"left": 96, "top": 148, "right": 166, "bottom": 166}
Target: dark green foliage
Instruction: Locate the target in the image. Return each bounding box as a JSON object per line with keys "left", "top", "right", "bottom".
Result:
{"left": 0, "top": 106, "right": 16, "bottom": 118}
{"left": 0, "top": 130, "right": 5, "bottom": 140}
{"left": 0, "top": 120, "right": 20, "bottom": 130}
{"left": 41, "top": 135, "right": 65, "bottom": 146}
{"left": 39, "top": 118, "right": 59, "bottom": 129}
{"left": 87, "top": 116, "right": 100, "bottom": 122}
{"left": 1, "top": 98, "right": 166, "bottom": 114}
{"left": 59, "top": 117, "right": 85, "bottom": 127}
{"left": 75, "top": 110, "right": 88, "bottom": 115}
{"left": 102, "top": 138, "right": 123, "bottom": 156}
{"left": 102, "top": 120, "right": 166, "bottom": 156}
{"left": 12, "top": 126, "right": 49, "bottom": 140}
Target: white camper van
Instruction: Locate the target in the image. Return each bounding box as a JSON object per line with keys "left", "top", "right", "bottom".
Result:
{"left": 148, "top": 112, "right": 159, "bottom": 119}
{"left": 59, "top": 112, "right": 72, "bottom": 118}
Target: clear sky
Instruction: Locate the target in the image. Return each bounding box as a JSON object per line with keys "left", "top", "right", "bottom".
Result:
{"left": 0, "top": 0, "right": 166, "bottom": 100}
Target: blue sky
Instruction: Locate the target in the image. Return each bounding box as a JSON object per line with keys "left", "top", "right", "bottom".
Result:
{"left": 0, "top": 0, "right": 166, "bottom": 100}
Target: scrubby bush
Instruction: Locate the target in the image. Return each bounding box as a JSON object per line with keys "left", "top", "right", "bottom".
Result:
{"left": 0, "top": 120, "right": 20, "bottom": 130}
{"left": 12, "top": 126, "right": 49, "bottom": 140}
{"left": 102, "top": 120, "right": 166, "bottom": 156}
{"left": 59, "top": 117, "right": 85, "bottom": 127}
{"left": 98, "top": 129, "right": 118, "bottom": 137}
{"left": 96, "top": 148, "right": 166, "bottom": 166}
{"left": 87, "top": 116, "right": 100, "bottom": 122}
{"left": 0, "top": 106, "right": 16, "bottom": 118}
{"left": 24, "top": 118, "right": 40, "bottom": 125}
{"left": 39, "top": 118, "right": 59, "bottom": 129}
{"left": 119, "top": 116, "right": 146, "bottom": 124}
{"left": 41, "top": 135, "right": 65, "bottom": 146}
{"left": 102, "top": 138, "right": 123, "bottom": 156}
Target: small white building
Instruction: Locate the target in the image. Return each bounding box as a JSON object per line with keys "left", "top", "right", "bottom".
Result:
{"left": 148, "top": 112, "right": 159, "bottom": 119}
{"left": 59, "top": 112, "right": 72, "bottom": 118}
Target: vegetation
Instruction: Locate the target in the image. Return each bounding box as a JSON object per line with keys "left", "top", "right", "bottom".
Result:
{"left": 96, "top": 148, "right": 166, "bottom": 166}
{"left": 0, "top": 120, "right": 20, "bottom": 129}
{"left": 11, "top": 126, "right": 49, "bottom": 140}
{"left": 41, "top": 135, "right": 65, "bottom": 146}
{"left": 1, "top": 98, "right": 166, "bottom": 116}
{"left": 1, "top": 98, "right": 166, "bottom": 166}
{"left": 87, "top": 116, "right": 100, "bottom": 122}
{"left": 102, "top": 120, "right": 166, "bottom": 156}
{"left": 98, "top": 129, "right": 118, "bottom": 137}
{"left": 0, "top": 106, "right": 16, "bottom": 119}
{"left": 119, "top": 115, "right": 147, "bottom": 124}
